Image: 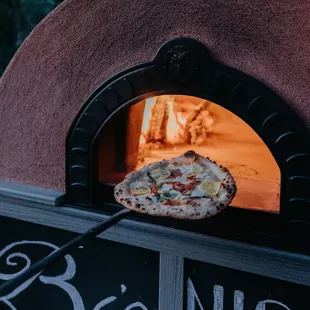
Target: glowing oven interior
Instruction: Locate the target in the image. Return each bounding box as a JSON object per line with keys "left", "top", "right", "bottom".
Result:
{"left": 98, "top": 95, "right": 280, "bottom": 213}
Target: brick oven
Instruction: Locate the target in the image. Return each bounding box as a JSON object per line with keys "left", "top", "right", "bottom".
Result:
{"left": 64, "top": 38, "right": 310, "bottom": 252}
{"left": 1, "top": 1, "right": 310, "bottom": 308}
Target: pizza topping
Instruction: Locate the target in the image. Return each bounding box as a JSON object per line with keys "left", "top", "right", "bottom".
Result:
{"left": 183, "top": 163, "right": 204, "bottom": 178}
{"left": 151, "top": 194, "right": 161, "bottom": 203}
{"left": 163, "top": 200, "right": 182, "bottom": 206}
{"left": 130, "top": 182, "right": 151, "bottom": 196}
{"left": 170, "top": 169, "right": 182, "bottom": 178}
{"left": 164, "top": 176, "right": 190, "bottom": 185}
{"left": 199, "top": 181, "right": 222, "bottom": 197}
{"left": 150, "top": 183, "right": 159, "bottom": 195}
{"left": 158, "top": 183, "right": 173, "bottom": 192}
{"left": 161, "top": 190, "right": 182, "bottom": 201}
{"left": 150, "top": 168, "right": 171, "bottom": 181}
{"left": 190, "top": 186, "right": 206, "bottom": 198}
{"left": 183, "top": 180, "right": 201, "bottom": 195}
{"left": 174, "top": 165, "right": 190, "bottom": 174}
{"left": 172, "top": 182, "right": 187, "bottom": 192}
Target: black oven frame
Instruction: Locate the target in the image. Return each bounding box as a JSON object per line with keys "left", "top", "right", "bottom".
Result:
{"left": 63, "top": 37, "right": 310, "bottom": 253}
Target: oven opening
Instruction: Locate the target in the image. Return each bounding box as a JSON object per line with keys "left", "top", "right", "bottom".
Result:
{"left": 98, "top": 94, "right": 281, "bottom": 213}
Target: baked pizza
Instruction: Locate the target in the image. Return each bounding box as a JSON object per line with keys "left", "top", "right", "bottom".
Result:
{"left": 114, "top": 150, "right": 237, "bottom": 220}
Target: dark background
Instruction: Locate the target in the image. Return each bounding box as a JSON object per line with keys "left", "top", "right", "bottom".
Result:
{"left": 0, "top": 0, "right": 64, "bottom": 75}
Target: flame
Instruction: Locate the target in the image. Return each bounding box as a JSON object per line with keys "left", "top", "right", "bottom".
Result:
{"left": 138, "top": 95, "right": 213, "bottom": 146}
{"left": 178, "top": 113, "right": 187, "bottom": 125}
{"left": 139, "top": 98, "right": 156, "bottom": 144}
{"left": 166, "top": 97, "right": 181, "bottom": 144}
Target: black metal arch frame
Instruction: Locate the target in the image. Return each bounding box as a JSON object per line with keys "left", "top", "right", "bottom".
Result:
{"left": 64, "top": 38, "right": 310, "bottom": 248}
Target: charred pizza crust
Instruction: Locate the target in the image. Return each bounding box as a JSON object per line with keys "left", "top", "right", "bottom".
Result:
{"left": 114, "top": 150, "right": 237, "bottom": 220}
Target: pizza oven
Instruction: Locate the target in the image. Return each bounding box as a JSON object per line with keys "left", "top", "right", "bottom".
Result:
{"left": 63, "top": 38, "right": 310, "bottom": 250}
{"left": 2, "top": 2, "right": 310, "bottom": 307}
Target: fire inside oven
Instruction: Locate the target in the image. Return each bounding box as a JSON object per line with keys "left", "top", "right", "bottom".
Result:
{"left": 98, "top": 94, "right": 280, "bottom": 213}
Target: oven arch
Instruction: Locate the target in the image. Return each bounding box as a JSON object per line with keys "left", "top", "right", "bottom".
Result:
{"left": 64, "top": 37, "right": 310, "bottom": 238}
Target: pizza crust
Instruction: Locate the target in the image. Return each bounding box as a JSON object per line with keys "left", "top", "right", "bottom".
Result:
{"left": 114, "top": 150, "right": 237, "bottom": 220}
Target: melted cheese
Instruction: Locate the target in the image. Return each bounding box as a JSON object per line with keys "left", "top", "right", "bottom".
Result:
{"left": 199, "top": 181, "right": 221, "bottom": 197}
{"left": 196, "top": 170, "right": 219, "bottom": 182}
{"left": 150, "top": 168, "right": 171, "bottom": 181}
{"left": 130, "top": 182, "right": 151, "bottom": 195}
{"left": 156, "top": 176, "right": 190, "bottom": 186}
{"left": 168, "top": 163, "right": 204, "bottom": 177}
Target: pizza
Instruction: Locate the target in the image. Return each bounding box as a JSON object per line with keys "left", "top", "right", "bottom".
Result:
{"left": 114, "top": 150, "right": 237, "bottom": 220}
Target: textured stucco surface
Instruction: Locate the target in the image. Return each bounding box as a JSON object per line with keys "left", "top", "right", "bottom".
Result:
{"left": 0, "top": 0, "right": 309, "bottom": 191}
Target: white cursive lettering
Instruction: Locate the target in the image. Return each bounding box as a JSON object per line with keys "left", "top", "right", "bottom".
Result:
{"left": 187, "top": 278, "right": 205, "bottom": 310}
{"left": 0, "top": 240, "right": 85, "bottom": 310}
{"left": 124, "top": 302, "right": 148, "bottom": 310}
{"left": 234, "top": 290, "right": 244, "bottom": 310}
{"left": 93, "top": 296, "right": 117, "bottom": 310}
{"left": 213, "top": 285, "right": 224, "bottom": 310}
{"left": 187, "top": 277, "right": 291, "bottom": 310}
{"left": 256, "top": 300, "right": 290, "bottom": 310}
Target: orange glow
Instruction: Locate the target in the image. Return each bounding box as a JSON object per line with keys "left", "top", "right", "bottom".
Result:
{"left": 98, "top": 94, "right": 281, "bottom": 213}
{"left": 166, "top": 98, "right": 181, "bottom": 144}
{"left": 135, "top": 95, "right": 281, "bottom": 213}
{"left": 139, "top": 98, "right": 155, "bottom": 144}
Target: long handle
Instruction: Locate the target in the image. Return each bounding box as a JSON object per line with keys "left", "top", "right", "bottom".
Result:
{"left": 0, "top": 208, "right": 131, "bottom": 297}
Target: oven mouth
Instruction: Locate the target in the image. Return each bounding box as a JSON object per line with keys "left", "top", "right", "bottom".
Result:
{"left": 63, "top": 37, "right": 310, "bottom": 252}
{"left": 96, "top": 94, "right": 281, "bottom": 215}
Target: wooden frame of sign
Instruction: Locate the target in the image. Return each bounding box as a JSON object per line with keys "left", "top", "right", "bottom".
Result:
{"left": 0, "top": 181, "right": 310, "bottom": 309}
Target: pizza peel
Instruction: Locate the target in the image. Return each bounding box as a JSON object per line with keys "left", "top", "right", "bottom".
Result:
{"left": 0, "top": 151, "right": 236, "bottom": 297}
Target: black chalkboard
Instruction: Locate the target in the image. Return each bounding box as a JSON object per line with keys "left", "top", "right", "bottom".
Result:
{"left": 184, "top": 259, "right": 309, "bottom": 310}
{"left": 0, "top": 216, "right": 159, "bottom": 310}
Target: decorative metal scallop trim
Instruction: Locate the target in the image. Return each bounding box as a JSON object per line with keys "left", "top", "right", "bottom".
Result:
{"left": 262, "top": 112, "right": 281, "bottom": 130}
{"left": 71, "top": 165, "right": 88, "bottom": 170}
{"left": 71, "top": 147, "right": 88, "bottom": 153}
{"left": 290, "top": 198, "right": 310, "bottom": 204}
{"left": 75, "top": 127, "right": 93, "bottom": 137}
{"left": 246, "top": 96, "right": 263, "bottom": 117}
{"left": 275, "top": 131, "right": 294, "bottom": 144}
{"left": 289, "top": 176, "right": 310, "bottom": 182}
{"left": 286, "top": 153, "right": 308, "bottom": 164}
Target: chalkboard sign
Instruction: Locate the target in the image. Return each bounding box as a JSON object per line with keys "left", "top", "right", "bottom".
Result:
{"left": 0, "top": 216, "right": 159, "bottom": 310}
{"left": 184, "top": 259, "right": 309, "bottom": 309}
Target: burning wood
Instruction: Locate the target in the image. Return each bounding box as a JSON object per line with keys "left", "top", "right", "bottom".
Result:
{"left": 143, "top": 95, "right": 169, "bottom": 143}
{"left": 140, "top": 95, "right": 214, "bottom": 147}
